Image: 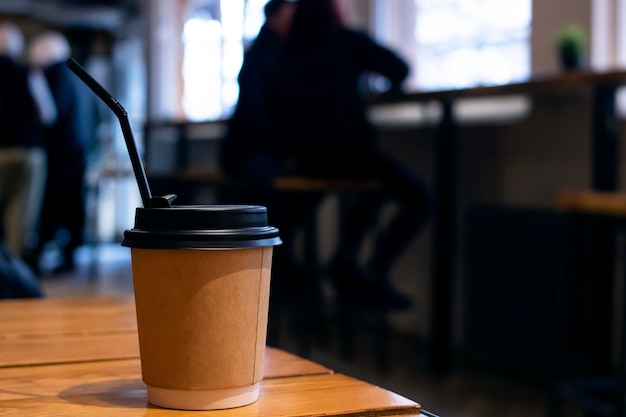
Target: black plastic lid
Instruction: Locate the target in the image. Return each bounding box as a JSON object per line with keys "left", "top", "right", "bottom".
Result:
{"left": 121, "top": 205, "right": 281, "bottom": 250}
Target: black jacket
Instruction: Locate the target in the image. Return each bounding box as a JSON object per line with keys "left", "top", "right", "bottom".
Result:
{"left": 221, "top": 27, "right": 409, "bottom": 172}
{"left": 223, "top": 26, "right": 285, "bottom": 151}
{"left": 0, "top": 56, "right": 43, "bottom": 149}
{"left": 274, "top": 28, "right": 409, "bottom": 155}
{"left": 42, "top": 61, "right": 93, "bottom": 155}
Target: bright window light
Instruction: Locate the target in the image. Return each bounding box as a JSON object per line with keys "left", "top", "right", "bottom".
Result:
{"left": 414, "top": 0, "right": 531, "bottom": 90}
{"left": 182, "top": 0, "right": 269, "bottom": 121}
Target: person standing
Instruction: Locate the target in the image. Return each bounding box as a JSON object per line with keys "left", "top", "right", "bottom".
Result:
{"left": 0, "top": 22, "right": 46, "bottom": 265}
{"left": 28, "top": 31, "right": 93, "bottom": 274}
{"left": 220, "top": 0, "right": 297, "bottom": 196}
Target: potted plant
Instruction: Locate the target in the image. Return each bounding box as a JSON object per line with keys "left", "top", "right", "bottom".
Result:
{"left": 555, "top": 25, "right": 588, "bottom": 71}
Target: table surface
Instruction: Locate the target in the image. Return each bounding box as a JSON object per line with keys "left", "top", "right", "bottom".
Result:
{"left": 0, "top": 297, "right": 424, "bottom": 416}
{"left": 558, "top": 189, "right": 626, "bottom": 217}
{"left": 373, "top": 68, "right": 626, "bottom": 103}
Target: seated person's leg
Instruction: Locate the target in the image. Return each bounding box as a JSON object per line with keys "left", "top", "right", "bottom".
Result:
{"left": 328, "top": 151, "right": 431, "bottom": 310}
{"left": 367, "top": 151, "right": 431, "bottom": 276}
{"left": 229, "top": 151, "right": 325, "bottom": 304}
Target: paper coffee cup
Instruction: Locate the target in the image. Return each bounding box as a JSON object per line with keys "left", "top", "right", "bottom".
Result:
{"left": 122, "top": 205, "right": 281, "bottom": 410}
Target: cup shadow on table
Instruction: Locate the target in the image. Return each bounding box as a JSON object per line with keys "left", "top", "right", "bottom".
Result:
{"left": 58, "top": 378, "right": 157, "bottom": 409}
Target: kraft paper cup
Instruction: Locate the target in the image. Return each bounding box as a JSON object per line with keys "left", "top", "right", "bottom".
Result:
{"left": 122, "top": 205, "right": 281, "bottom": 410}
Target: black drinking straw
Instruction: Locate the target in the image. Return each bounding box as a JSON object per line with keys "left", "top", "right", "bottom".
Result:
{"left": 66, "top": 58, "right": 153, "bottom": 209}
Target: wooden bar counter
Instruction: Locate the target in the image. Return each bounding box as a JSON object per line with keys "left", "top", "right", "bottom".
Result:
{"left": 377, "top": 69, "right": 626, "bottom": 376}
{"left": 0, "top": 297, "right": 426, "bottom": 416}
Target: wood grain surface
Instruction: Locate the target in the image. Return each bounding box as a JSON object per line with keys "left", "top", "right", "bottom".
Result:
{"left": 0, "top": 297, "right": 423, "bottom": 416}
{"left": 0, "top": 359, "right": 420, "bottom": 416}
{"left": 0, "top": 297, "right": 137, "bottom": 337}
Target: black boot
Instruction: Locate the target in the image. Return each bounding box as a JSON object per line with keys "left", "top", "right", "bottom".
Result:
{"left": 328, "top": 259, "right": 412, "bottom": 311}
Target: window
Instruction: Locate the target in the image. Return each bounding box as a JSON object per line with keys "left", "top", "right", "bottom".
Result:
{"left": 415, "top": 0, "right": 531, "bottom": 89}
{"left": 182, "top": 0, "right": 269, "bottom": 121}
{"left": 375, "top": 0, "right": 532, "bottom": 91}
{"left": 180, "top": 1, "right": 534, "bottom": 120}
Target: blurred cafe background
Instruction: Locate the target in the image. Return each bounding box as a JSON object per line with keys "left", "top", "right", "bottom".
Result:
{"left": 2, "top": 0, "right": 626, "bottom": 416}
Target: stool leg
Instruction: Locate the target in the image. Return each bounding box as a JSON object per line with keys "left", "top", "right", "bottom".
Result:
{"left": 614, "top": 240, "right": 626, "bottom": 417}
{"left": 294, "top": 204, "right": 325, "bottom": 357}
{"left": 303, "top": 208, "right": 317, "bottom": 288}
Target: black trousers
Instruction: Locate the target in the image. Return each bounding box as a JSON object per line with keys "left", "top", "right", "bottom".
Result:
{"left": 221, "top": 146, "right": 431, "bottom": 278}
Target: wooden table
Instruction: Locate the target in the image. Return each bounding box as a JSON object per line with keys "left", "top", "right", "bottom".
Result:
{"left": 0, "top": 297, "right": 427, "bottom": 416}
{"left": 554, "top": 189, "right": 626, "bottom": 417}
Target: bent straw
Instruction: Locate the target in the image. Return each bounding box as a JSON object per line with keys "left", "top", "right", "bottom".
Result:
{"left": 66, "top": 58, "right": 152, "bottom": 209}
